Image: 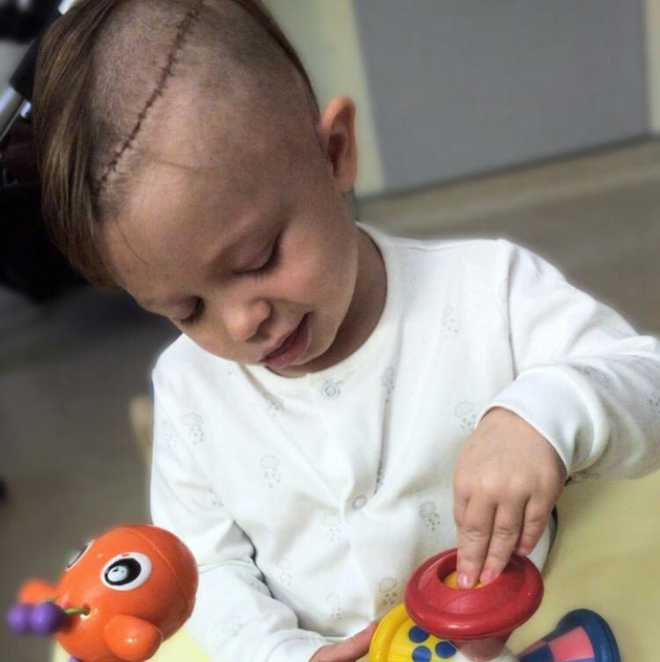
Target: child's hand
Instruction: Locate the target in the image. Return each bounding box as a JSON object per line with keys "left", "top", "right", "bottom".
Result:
{"left": 309, "top": 622, "right": 378, "bottom": 662}
{"left": 453, "top": 407, "right": 566, "bottom": 588}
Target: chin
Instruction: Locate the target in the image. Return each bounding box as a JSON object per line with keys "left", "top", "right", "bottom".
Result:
{"left": 303, "top": 329, "right": 342, "bottom": 372}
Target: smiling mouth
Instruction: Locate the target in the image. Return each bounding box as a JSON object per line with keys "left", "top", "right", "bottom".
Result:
{"left": 264, "top": 317, "right": 305, "bottom": 360}
{"left": 261, "top": 314, "right": 311, "bottom": 368}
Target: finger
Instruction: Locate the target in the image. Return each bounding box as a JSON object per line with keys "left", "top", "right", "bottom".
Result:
{"left": 516, "top": 499, "right": 552, "bottom": 556}
{"left": 479, "top": 499, "right": 526, "bottom": 584}
{"left": 456, "top": 498, "right": 496, "bottom": 588}
{"left": 453, "top": 490, "right": 468, "bottom": 530}
{"left": 311, "top": 622, "right": 378, "bottom": 662}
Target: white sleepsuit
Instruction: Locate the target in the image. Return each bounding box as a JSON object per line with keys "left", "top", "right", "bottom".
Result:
{"left": 150, "top": 225, "right": 660, "bottom": 662}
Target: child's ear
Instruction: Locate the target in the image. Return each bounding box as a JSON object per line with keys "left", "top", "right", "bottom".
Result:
{"left": 317, "top": 96, "right": 358, "bottom": 193}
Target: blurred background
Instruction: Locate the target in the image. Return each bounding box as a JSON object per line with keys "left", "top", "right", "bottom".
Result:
{"left": 2, "top": 1, "right": 660, "bottom": 660}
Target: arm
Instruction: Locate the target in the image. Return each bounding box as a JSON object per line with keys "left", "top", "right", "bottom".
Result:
{"left": 455, "top": 241, "right": 660, "bottom": 585}
{"left": 150, "top": 368, "right": 330, "bottom": 662}
{"left": 492, "top": 240, "right": 660, "bottom": 480}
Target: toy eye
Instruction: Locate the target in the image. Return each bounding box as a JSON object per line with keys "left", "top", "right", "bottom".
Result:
{"left": 101, "top": 553, "right": 152, "bottom": 591}
{"left": 65, "top": 540, "right": 94, "bottom": 571}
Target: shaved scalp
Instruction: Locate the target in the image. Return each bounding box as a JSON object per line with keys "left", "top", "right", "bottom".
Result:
{"left": 34, "top": 0, "right": 319, "bottom": 285}
{"left": 92, "top": 0, "right": 206, "bottom": 196}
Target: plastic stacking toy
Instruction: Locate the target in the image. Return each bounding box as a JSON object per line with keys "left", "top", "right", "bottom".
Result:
{"left": 368, "top": 548, "right": 621, "bottom": 662}
{"left": 6, "top": 525, "right": 198, "bottom": 662}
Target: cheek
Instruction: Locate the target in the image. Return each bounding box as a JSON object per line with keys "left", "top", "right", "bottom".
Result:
{"left": 175, "top": 322, "right": 234, "bottom": 360}
{"left": 283, "top": 231, "right": 358, "bottom": 307}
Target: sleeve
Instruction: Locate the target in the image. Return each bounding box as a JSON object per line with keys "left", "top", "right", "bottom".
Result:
{"left": 150, "top": 366, "right": 330, "bottom": 662}
{"left": 481, "top": 240, "right": 660, "bottom": 480}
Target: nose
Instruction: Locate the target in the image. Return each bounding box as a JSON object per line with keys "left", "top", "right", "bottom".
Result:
{"left": 224, "top": 297, "right": 272, "bottom": 344}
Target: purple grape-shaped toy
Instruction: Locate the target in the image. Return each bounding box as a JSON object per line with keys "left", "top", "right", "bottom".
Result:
{"left": 29, "top": 601, "right": 65, "bottom": 635}
{"left": 6, "top": 603, "right": 34, "bottom": 634}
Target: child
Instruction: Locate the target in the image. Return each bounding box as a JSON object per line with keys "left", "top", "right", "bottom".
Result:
{"left": 33, "top": 1, "right": 660, "bottom": 661}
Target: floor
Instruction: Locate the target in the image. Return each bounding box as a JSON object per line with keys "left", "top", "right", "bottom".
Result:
{"left": 3, "top": 140, "right": 660, "bottom": 662}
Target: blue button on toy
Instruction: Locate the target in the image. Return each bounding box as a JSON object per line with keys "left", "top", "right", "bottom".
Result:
{"left": 408, "top": 626, "right": 429, "bottom": 643}
{"left": 412, "top": 645, "right": 432, "bottom": 662}
{"left": 435, "top": 640, "right": 457, "bottom": 658}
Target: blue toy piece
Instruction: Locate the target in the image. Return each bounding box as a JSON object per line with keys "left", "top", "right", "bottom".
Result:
{"left": 519, "top": 609, "right": 620, "bottom": 662}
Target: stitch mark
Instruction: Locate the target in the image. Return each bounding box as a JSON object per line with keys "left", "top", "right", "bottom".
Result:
{"left": 95, "top": 0, "right": 205, "bottom": 196}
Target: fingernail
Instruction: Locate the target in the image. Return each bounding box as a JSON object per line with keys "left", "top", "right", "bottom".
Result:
{"left": 458, "top": 572, "right": 471, "bottom": 589}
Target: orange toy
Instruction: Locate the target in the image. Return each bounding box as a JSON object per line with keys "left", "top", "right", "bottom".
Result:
{"left": 7, "top": 525, "right": 198, "bottom": 662}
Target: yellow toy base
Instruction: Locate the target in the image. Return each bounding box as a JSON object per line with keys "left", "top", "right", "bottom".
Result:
{"left": 368, "top": 603, "right": 461, "bottom": 662}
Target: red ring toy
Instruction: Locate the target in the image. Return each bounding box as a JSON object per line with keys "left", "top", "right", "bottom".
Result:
{"left": 404, "top": 548, "right": 543, "bottom": 640}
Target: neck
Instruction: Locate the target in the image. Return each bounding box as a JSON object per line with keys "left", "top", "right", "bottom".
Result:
{"left": 316, "top": 226, "right": 387, "bottom": 372}
{"left": 344, "top": 227, "right": 387, "bottom": 351}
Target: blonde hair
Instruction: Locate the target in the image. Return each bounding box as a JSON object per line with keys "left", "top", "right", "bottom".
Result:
{"left": 34, "top": 0, "right": 319, "bottom": 286}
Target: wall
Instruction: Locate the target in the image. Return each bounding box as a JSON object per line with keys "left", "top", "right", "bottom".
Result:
{"left": 353, "top": 0, "right": 647, "bottom": 193}
{"left": 269, "top": 1, "right": 649, "bottom": 197}
{"left": 646, "top": 0, "right": 660, "bottom": 131}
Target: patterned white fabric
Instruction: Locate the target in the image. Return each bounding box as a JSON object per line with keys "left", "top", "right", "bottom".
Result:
{"left": 150, "top": 225, "right": 660, "bottom": 662}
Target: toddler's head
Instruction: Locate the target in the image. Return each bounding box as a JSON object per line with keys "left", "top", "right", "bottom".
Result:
{"left": 34, "top": 0, "right": 385, "bottom": 376}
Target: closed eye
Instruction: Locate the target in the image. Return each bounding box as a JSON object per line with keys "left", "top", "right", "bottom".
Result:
{"left": 179, "top": 299, "right": 204, "bottom": 326}
{"left": 243, "top": 234, "right": 281, "bottom": 278}
{"left": 179, "top": 234, "right": 281, "bottom": 327}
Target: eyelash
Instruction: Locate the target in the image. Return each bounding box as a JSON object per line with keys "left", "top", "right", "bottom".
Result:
{"left": 179, "top": 235, "right": 281, "bottom": 327}
{"left": 245, "top": 234, "right": 281, "bottom": 279}
{"left": 180, "top": 299, "right": 204, "bottom": 326}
